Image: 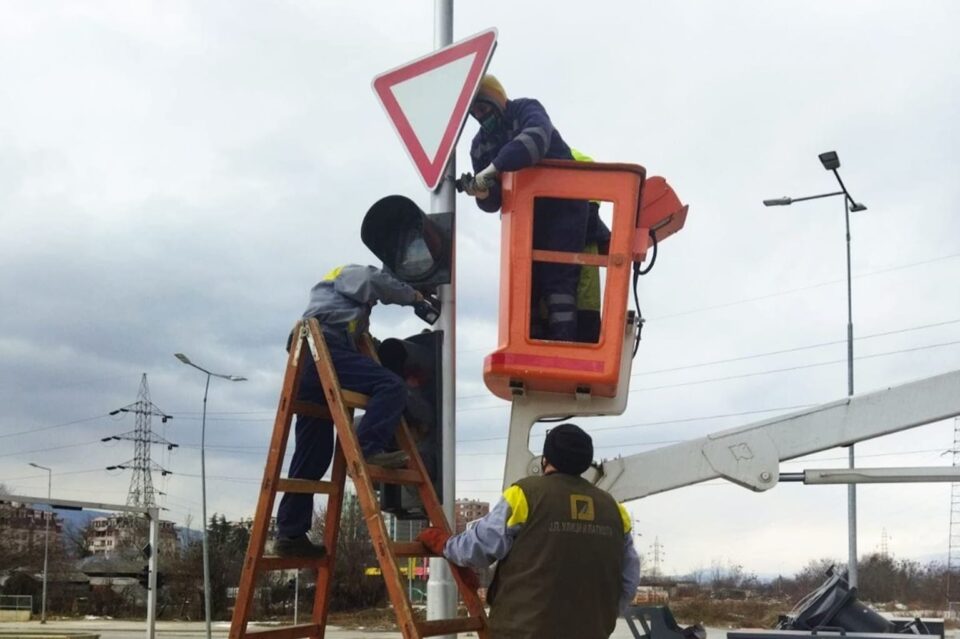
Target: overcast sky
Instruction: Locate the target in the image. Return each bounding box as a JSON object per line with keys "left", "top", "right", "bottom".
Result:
{"left": 2, "top": 1, "right": 959, "bottom": 578}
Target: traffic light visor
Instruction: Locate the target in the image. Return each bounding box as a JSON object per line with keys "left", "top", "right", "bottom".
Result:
{"left": 362, "top": 195, "right": 447, "bottom": 284}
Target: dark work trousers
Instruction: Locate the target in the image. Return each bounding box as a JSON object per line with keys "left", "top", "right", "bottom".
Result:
{"left": 276, "top": 330, "right": 406, "bottom": 539}
{"left": 531, "top": 197, "right": 590, "bottom": 341}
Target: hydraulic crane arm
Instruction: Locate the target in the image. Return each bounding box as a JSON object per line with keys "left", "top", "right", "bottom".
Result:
{"left": 501, "top": 319, "right": 960, "bottom": 503}
{"left": 589, "top": 369, "right": 960, "bottom": 502}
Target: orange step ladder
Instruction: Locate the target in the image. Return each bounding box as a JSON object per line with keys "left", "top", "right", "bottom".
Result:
{"left": 229, "top": 318, "right": 489, "bottom": 639}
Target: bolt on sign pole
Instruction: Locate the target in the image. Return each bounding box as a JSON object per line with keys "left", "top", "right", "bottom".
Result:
{"left": 427, "top": 0, "right": 457, "bottom": 631}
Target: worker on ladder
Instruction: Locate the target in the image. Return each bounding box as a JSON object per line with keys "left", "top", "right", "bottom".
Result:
{"left": 418, "top": 423, "right": 641, "bottom": 638}
{"left": 274, "top": 264, "right": 425, "bottom": 558}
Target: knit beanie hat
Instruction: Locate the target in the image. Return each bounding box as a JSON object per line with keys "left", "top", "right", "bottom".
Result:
{"left": 543, "top": 423, "right": 593, "bottom": 475}
{"left": 475, "top": 74, "right": 508, "bottom": 113}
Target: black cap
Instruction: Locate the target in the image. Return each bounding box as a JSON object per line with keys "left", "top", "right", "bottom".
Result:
{"left": 542, "top": 423, "right": 593, "bottom": 475}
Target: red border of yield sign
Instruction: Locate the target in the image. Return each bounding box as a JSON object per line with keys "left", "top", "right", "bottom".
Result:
{"left": 373, "top": 28, "right": 498, "bottom": 191}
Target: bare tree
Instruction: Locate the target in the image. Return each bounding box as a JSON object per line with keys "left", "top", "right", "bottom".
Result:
{"left": 309, "top": 493, "right": 386, "bottom": 611}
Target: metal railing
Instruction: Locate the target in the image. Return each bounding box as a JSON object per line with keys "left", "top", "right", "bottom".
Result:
{"left": 0, "top": 594, "right": 33, "bottom": 611}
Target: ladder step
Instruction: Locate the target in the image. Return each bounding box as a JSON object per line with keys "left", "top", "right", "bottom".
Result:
{"left": 366, "top": 466, "right": 424, "bottom": 485}
{"left": 291, "top": 400, "right": 331, "bottom": 419}
{"left": 291, "top": 393, "right": 368, "bottom": 413}
{"left": 258, "top": 555, "right": 328, "bottom": 572}
{"left": 244, "top": 623, "right": 321, "bottom": 639}
{"left": 417, "top": 617, "right": 486, "bottom": 636}
{"left": 276, "top": 478, "right": 337, "bottom": 494}
{"left": 341, "top": 389, "right": 369, "bottom": 408}
{"left": 392, "top": 541, "right": 438, "bottom": 557}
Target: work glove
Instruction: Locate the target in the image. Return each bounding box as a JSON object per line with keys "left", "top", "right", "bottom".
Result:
{"left": 417, "top": 526, "right": 451, "bottom": 556}
{"left": 465, "top": 181, "right": 488, "bottom": 199}
{"left": 472, "top": 163, "right": 499, "bottom": 191}
{"left": 457, "top": 172, "right": 488, "bottom": 199}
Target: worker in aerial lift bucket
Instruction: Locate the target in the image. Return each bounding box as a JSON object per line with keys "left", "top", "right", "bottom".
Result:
{"left": 463, "top": 74, "right": 590, "bottom": 342}
{"left": 274, "top": 264, "right": 425, "bottom": 558}
{"left": 418, "top": 424, "right": 641, "bottom": 639}
{"left": 571, "top": 148, "right": 610, "bottom": 343}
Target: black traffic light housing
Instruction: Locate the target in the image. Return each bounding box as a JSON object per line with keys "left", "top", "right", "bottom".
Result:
{"left": 378, "top": 330, "right": 443, "bottom": 518}
{"left": 137, "top": 565, "right": 164, "bottom": 590}
{"left": 361, "top": 195, "right": 452, "bottom": 293}
{"left": 138, "top": 565, "right": 149, "bottom": 589}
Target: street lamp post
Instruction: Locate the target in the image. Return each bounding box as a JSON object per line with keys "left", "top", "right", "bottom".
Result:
{"left": 28, "top": 463, "right": 51, "bottom": 624}
{"left": 763, "top": 150, "right": 867, "bottom": 587}
{"left": 174, "top": 353, "right": 246, "bottom": 639}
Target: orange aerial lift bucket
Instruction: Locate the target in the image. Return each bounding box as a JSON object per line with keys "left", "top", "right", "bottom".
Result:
{"left": 483, "top": 160, "right": 687, "bottom": 400}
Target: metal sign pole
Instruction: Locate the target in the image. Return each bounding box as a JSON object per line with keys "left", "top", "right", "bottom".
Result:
{"left": 844, "top": 196, "right": 858, "bottom": 588}
{"left": 294, "top": 572, "right": 299, "bottom": 624}
{"left": 146, "top": 508, "right": 159, "bottom": 639}
{"left": 426, "top": 0, "right": 457, "bottom": 632}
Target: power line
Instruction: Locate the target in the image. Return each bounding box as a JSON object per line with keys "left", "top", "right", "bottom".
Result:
{"left": 177, "top": 444, "right": 269, "bottom": 456}
{"left": 632, "top": 317, "right": 960, "bottom": 377}
{"left": 7, "top": 336, "right": 955, "bottom": 465}
{"left": 459, "top": 404, "right": 811, "bottom": 443}
{"left": 168, "top": 331, "right": 960, "bottom": 418}
{"left": 164, "top": 415, "right": 274, "bottom": 423}
{"left": 455, "top": 337, "right": 960, "bottom": 416}
{"left": 455, "top": 316, "right": 960, "bottom": 403}
{"left": 458, "top": 438, "right": 688, "bottom": 457}
{"left": 0, "top": 468, "right": 107, "bottom": 483}
{"left": 33, "top": 333, "right": 946, "bottom": 433}
{"left": 630, "top": 339, "right": 960, "bottom": 394}
{"left": 454, "top": 250, "right": 960, "bottom": 355}
{"left": 0, "top": 440, "right": 101, "bottom": 459}
{"left": 0, "top": 414, "right": 110, "bottom": 439}
{"left": 648, "top": 251, "right": 960, "bottom": 321}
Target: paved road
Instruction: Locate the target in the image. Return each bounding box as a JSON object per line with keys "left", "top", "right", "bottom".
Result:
{"left": 0, "top": 618, "right": 728, "bottom": 639}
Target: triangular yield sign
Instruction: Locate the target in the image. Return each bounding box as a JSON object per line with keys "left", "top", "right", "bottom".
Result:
{"left": 373, "top": 28, "right": 498, "bottom": 191}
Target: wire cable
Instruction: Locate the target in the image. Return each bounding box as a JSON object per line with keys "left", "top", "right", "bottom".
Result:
{"left": 454, "top": 316, "right": 960, "bottom": 403}
{"left": 0, "top": 414, "right": 110, "bottom": 439}
{"left": 649, "top": 251, "right": 960, "bottom": 322}
{"left": 632, "top": 229, "right": 658, "bottom": 357}
{"left": 629, "top": 339, "right": 960, "bottom": 394}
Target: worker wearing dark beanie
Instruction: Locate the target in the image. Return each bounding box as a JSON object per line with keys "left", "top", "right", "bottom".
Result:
{"left": 419, "top": 420, "right": 640, "bottom": 638}
{"left": 542, "top": 422, "right": 593, "bottom": 475}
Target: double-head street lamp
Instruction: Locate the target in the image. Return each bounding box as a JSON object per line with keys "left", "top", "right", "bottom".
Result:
{"left": 174, "top": 353, "right": 246, "bottom": 639}
{"left": 27, "top": 462, "right": 51, "bottom": 624}
{"left": 764, "top": 150, "right": 867, "bottom": 587}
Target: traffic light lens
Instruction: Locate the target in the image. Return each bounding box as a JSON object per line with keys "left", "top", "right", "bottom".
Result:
{"left": 396, "top": 228, "right": 435, "bottom": 280}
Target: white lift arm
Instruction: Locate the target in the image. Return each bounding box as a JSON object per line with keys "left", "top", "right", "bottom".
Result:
{"left": 501, "top": 317, "right": 960, "bottom": 503}
{"left": 590, "top": 369, "right": 960, "bottom": 502}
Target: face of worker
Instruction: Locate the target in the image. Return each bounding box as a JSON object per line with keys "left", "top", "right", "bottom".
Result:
{"left": 470, "top": 100, "right": 502, "bottom": 134}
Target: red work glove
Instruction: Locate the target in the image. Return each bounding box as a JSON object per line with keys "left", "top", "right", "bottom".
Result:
{"left": 417, "top": 526, "right": 451, "bottom": 556}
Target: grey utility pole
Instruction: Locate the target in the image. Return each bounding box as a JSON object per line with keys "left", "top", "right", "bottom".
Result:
{"left": 763, "top": 150, "right": 867, "bottom": 586}
{"left": 175, "top": 353, "right": 246, "bottom": 639}
{"left": 27, "top": 463, "right": 52, "bottom": 624}
{"left": 426, "top": 0, "right": 458, "bottom": 633}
